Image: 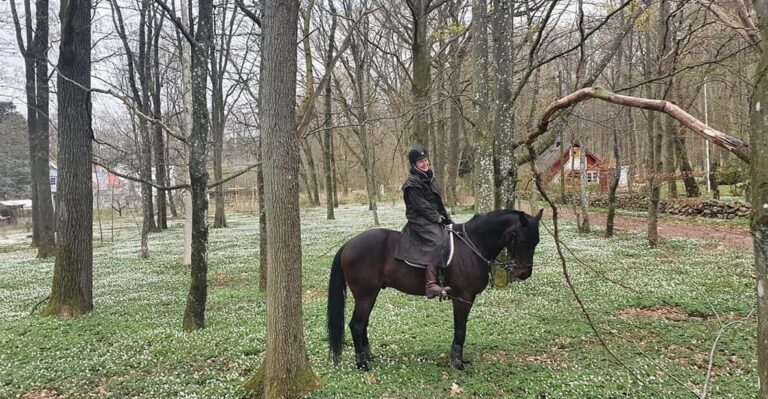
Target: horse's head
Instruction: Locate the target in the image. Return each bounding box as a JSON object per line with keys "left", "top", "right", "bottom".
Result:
{"left": 502, "top": 209, "right": 543, "bottom": 281}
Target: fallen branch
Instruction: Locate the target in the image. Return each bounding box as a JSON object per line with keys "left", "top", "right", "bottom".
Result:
{"left": 520, "top": 86, "right": 750, "bottom": 163}
{"left": 29, "top": 295, "right": 50, "bottom": 316}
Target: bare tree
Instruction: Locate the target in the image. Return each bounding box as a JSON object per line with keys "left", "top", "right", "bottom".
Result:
{"left": 337, "top": 0, "right": 379, "bottom": 225}
{"left": 210, "top": 0, "right": 241, "bottom": 228}
{"left": 9, "top": 0, "right": 56, "bottom": 258}
{"left": 322, "top": 0, "right": 338, "bottom": 220}
{"left": 151, "top": 6, "right": 169, "bottom": 229}
{"left": 173, "top": 0, "right": 214, "bottom": 331}
{"left": 110, "top": 0, "right": 159, "bottom": 258}
{"left": 243, "top": 0, "right": 322, "bottom": 396}
{"left": 299, "top": 0, "right": 321, "bottom": 207}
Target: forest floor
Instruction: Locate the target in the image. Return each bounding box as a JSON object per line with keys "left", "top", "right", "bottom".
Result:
{"left": 555, "top": 207, "right": 753, "bottom": 252}
{"left": 0, "top": 204, "right": 757, "bottom": 398}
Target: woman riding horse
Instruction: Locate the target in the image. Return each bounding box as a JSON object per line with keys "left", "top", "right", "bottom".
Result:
{"left": 395, "top": 147, "right": 453, "bottom": 298}
{"left": 327, "top": 200, "right": 543, "bottom": 370}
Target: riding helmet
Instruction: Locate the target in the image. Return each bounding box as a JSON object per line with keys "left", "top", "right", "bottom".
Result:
{"left": 408, "top": 147, "right": 429, "bottom": 164}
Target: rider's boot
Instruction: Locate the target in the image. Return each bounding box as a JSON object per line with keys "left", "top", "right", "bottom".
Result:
{"left": 425, "top": 263, "right": 451, "bottom": 299}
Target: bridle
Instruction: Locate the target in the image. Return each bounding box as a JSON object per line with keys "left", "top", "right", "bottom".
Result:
{"left": 448, "top": 223, "right": 520, "bottom": 274}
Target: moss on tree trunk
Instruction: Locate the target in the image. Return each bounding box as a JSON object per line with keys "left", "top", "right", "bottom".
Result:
{"left": 243, "top": 362, "right": 322, "bottom": 399}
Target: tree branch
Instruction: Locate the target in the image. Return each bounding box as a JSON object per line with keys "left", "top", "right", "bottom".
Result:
{"left": 296, "top": 6, "right": 382, "bottom": 137}
{"left": 49, "top": 60, "right": 188, "bottom": 144}
{"left": 154, "top": 0, "right": 196, "bottom": 46}
{"left": 235, "top": 0, "right": 262, "bottom": 28}
{"left": 521, "top": 86, "right": 750, "bottom": 163}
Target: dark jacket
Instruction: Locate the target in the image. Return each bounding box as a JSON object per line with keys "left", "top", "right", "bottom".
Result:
{"left": 394, "top": 167, "right": 451, "bottom": 266}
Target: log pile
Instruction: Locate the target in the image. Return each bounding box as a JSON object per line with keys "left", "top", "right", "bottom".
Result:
{"left": 559, "top": 194, "right": 751, "bottom": 219}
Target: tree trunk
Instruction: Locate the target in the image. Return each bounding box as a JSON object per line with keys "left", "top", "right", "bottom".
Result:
{"left": 331, "top": 140, "right": 339, "bottom": 208}
{"left": 183, "top": 189, "right": 193, "bottom": 267}
{"left": 33, "top": 0, "right": 55, "bottom": 257}
{"left": 491, "top": 0, "right": 516, "bottom": 210}
{"left": 361, "top": 130, "right": 379, "bottom": 226}
{"left": 446, "top": 91, "right": 462, "bottom": 206}
{"left": 606, "top": 128, "right": 620, "bottom": 238}
{"left": 152, "top": 11, "right": 167, "bottom": 230}
{"left": 180, "top": 0, "right": 193, "bottom": 267}
{"left": 301, "top": 140, "right": 321, "bottom": 206}
{"left": 749, "top": 5, "right": 768, "bottom": 395}
{"left": 25, "top": 55, "right": 40, "bottom": 249}
{"left": 445, "top": 3, "right": 462, "bottom": 207}
{"left": 471, "top": 0, "right": 493, "bottom": 213}
{"left": 578, "top": 143, "right": 591, "bottom": 233}
{"left": 648, "top": 1, "right": 668, "bottom": 247}
{"left": 322, "top": 1, "right": 336, "bottom": 219}
{"left": 627, "top": 106, "right": 637, "bottom": 194}
{"left": 182, "top": 0, "right": 212, "bottom": 332}
{"left": 647, "top": 116, "right": 663, "bottom": 247}
{"left": 664, "top": 117, "right": 678, "bottom": 199}
{"left": 409, "top": 0, "right": 432, "bottom": 147}
{"left": 675, "top": 130, "right": 700, "bottom": 197}
{"left": 244, "top": 0, "right": 321, "bottom": 396}
{"left": 9, "top": 0, "right": 56, "bottom": 257}
{"left": 43, "top": 0, "right": 93, "bottom": 318}
{"left": 298, "top": 159, "right": 313, "bottom": 203}
{"left": 710, "top": 157, "right": 721, "bottom": 199}
{"left": 211, "top": 42, "right": 227, "bottom": 228}
{"left": 166, "top": 133, "right": 178, "bottom": 218}
{"left": 138, "top": 1, "right": 157, "bottom": 238}
{"left": 257, "top": 137, "right": 267, "bottom": 293}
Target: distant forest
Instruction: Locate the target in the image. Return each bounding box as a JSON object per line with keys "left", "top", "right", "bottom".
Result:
{"left": 0, "top": 102, "right": 31, "bottom": 200}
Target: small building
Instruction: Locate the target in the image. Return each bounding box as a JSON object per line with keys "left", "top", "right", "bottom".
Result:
{"left": 535, "top": 140, "right": 630, "bottom": 192}
{"left": 49, "top": 162, "right": 130, "bottom": 208}
{"left": 535, "top": 139, "right": 603, "bottom": 183}
{"left": 0, "top": 199, "right": 32, "bottom": 225}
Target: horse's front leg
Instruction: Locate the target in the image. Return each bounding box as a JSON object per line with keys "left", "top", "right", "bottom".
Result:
{"left": 450, "top": 297, "right": 474, "bottom": 370}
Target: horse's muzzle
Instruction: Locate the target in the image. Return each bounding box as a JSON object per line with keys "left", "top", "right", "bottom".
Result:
{"left": 511, "top": 266, "right": 532, "bottom": 281}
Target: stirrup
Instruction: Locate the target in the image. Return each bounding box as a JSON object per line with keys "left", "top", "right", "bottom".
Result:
{"left": 427, "top": 286, "right": 451, "bottom": 300}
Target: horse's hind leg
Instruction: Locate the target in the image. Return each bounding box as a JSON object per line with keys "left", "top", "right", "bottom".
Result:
{"left": 349, "top": 291, "right": 379, "bottom": 370}
{"left": 362, "top": 318, "right": 374, "bottom": 360}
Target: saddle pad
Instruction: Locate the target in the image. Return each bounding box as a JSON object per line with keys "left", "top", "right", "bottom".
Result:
{"left": 403, "top": 229, "right": 455, "bottom": 269}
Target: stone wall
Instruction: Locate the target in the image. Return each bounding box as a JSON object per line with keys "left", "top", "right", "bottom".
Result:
{"left": 561, "top": 194, "right": 751, "bottom": 219}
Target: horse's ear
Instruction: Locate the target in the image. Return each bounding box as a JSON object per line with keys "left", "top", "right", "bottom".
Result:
{"left": 535, "top": 209, "right": 544, "bottom": 224}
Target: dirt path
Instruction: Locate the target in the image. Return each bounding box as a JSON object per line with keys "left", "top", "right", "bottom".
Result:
{"left": 552, "top": 209, "right": 753, "bottom": 252}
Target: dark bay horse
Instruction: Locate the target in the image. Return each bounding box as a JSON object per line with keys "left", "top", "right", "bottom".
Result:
{"left": 327, "top": 209, "right": 543, "bottom": 370}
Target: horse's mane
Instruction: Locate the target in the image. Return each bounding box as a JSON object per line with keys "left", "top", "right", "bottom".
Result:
{"left": 466, "top": 209, "right": 530, "bottom": 226}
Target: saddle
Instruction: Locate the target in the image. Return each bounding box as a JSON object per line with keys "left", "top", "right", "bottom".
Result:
{"left": 402, "top": 226, "right": 455, "bottom": 269}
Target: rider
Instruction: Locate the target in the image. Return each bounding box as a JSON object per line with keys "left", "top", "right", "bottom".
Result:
{"left": 394, "top": 147, "right": 453, "bottom": 299}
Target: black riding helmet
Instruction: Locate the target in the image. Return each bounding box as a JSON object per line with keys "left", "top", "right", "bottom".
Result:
{"left": 408, "top": 147, "right": 428, "bottom": 165}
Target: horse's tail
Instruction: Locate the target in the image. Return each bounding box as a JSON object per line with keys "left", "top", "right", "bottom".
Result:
{"left": 327, "top": 244, "right": 347, "bottom": 365}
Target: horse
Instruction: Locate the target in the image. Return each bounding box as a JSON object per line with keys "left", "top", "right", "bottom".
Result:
{"left": 327, "top": 208, "right": 543, "bottom": 370}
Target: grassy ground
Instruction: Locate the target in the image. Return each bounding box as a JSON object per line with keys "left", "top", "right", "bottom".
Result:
{"left": 0, "top": 204, "right": 756, "bottom": 398}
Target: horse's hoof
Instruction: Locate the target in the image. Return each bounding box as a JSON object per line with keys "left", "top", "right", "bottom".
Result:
{"left": 356, "top": 352, "right": 370, "bottom": 370}
{"left": 363, "top": 346, "right": 375, "bottom": 361}
{"left": 451, "top": 359, "right": 465, "bottom": 370}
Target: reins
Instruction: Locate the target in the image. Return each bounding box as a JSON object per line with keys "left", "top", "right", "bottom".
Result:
{"left": 448, "top": 223, "right": 519, "bottom": 274}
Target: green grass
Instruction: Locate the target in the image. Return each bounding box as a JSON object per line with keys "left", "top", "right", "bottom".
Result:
{"left": 0, "top": 204, "right": 756, "bottom": 398}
